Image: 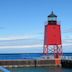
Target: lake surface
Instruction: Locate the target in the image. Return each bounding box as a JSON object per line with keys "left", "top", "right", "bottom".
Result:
{"left": 7, "top": 66, "right": 72, "bottom": 72}
{"left": 0, "top": 53, "right": 71, "bottom": 60}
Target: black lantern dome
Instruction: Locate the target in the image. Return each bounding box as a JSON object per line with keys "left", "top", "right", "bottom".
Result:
{"left": 48, "top": 11, "right": 57, "bottom": 25}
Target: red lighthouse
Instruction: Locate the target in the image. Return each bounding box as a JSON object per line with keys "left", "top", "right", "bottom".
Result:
{"left": 43, "top": 11, "right": 62, "bottom": 65}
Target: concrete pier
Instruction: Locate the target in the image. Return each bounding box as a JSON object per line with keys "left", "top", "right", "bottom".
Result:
{"left": 0, "top": 56, "right": 71, "bottom": 68}
{"left": 0, "top": 59, "right": 61, "bottom": 67}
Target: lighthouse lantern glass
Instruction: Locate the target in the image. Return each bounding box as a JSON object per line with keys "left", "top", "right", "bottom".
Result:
{"left": 48, "top": 16, "right": 57, "bottom": 21}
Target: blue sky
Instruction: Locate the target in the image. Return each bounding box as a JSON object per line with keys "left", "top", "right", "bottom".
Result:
{"left": 0, "top": 0, "right": 72, "bottom": 53}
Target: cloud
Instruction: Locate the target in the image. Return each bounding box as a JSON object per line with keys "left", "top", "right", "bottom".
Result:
{"left": 0, "top": 35, "right": 41, "bottom": 40}
{"left": 0, "top": 44, "right": 43, "bottom": 48}
{"left": 0, "top": 34, "right": 71, "bottom": 53}
{"left": 0, "top": 43, "right": 72, "bottom": 49}
{"left": 63, "top": 28, "right": 72, "bottom": 33}
{"left": 0, "top": 36, "right": 43, "bottom": 46}
{"left": 63, "top": 43, "right": 72, "bottom": 46}
{"left": 63, "top": 39, "right": 72, "bottom": 43}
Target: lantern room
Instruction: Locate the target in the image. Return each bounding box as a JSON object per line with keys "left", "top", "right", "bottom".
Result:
{"left": 48, "top": 11, "right": 57, "bottom": 25}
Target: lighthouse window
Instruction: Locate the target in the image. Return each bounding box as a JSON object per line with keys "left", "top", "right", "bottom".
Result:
{"left": 48, "top": 17, "right": 57, "bottom": 21}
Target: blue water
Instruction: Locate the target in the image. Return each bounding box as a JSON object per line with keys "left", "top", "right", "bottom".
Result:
{"left": 7, "top": 66, "right": 72, "bottom": 72}
{"left": 0, "top": 53, "right": 44, "bottom": 60}
{"left": 0, "top": 53, "right": 71, "bottom": 60}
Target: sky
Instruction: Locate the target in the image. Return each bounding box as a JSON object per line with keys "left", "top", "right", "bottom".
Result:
{"left": 0, "top": 0, "right": 72, "bottom": 53}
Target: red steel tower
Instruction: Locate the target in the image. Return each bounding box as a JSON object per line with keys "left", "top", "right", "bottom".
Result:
{"left": 43, "top": 11, "right": 62, "bottom": 65}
